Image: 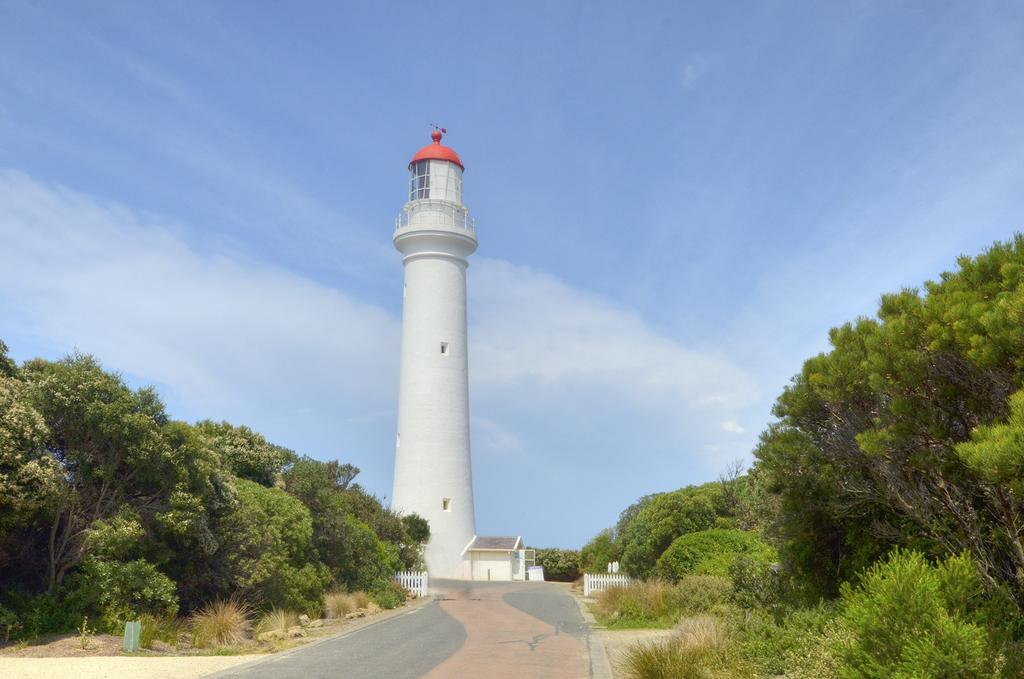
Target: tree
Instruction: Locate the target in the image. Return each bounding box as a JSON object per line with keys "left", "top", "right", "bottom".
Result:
{"left": 618, "top": 485, "right": 720, "bottom": 577}
{"left": 281, "top": 456, "right": 408, "bottom": 589}
{"left": 580, "top": 529, "right": 619, "bottom": 573}
{"left": 213, "top": 479, "right": 330, "bottom": 612}
{"left": 754, "top": 236, "right": 1024, "bottom": 604}
{"left": 196, "top": 420, "right": 295, "bottom": 487}
{"left": 532, "top": 548, "right": 581, "bottom": 581}
{"left": 17, "top": 354, "right": 185, "bottom": 594}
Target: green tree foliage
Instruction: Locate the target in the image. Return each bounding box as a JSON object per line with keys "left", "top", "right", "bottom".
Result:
{"left": 839, "top": 549, "right": 995, "bottom": 678}
{"left": 214, "top": 479, "right": 331, "bottom": 613}
{"left": 532, "top": 548, "right": 581, "bottom": 581}
{"left": 580, "top": 528, "right": 619, "bottom": 573}
{"left": 755, "top": 236, "right": 1024, "bottom": 603}
{"left": 0, "top": 346, "right": 425, "bottom": 637}
{"left": 618, "top": 485, "right": 720, "bottom": 577}
{"left": 195, "top": 420, "right": 294, "bottom": 487}
{"left": 656, "top": 528, "right": 776, "bottom": 579}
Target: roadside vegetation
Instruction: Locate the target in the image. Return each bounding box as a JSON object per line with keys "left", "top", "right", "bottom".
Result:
{"left": 582, "top": 235, "right": 1024, "bottom": 678}
{"left": 0, "top": 346, "right": 428, "bottom": 648}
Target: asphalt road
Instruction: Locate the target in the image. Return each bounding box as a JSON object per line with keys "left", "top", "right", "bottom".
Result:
{"left": 207, "top": 580, "right": 596, "bottom": 679}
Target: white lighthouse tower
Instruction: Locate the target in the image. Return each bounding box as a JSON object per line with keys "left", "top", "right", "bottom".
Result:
{"left": 391, "top": 129, "right": 477, "bottom": 578}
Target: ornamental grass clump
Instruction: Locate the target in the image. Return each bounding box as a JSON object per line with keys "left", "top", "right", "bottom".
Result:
{"left": 596, "top": 579, "right": 730, "bottom": 628}
{"left": 351, "top": 590, "right": 371, "bottom": 609}
{"left": 324, "top": 591, "right": 356, "bottom": 618}
{"left": 620, "top": 622, "right": 739, "bottom": 679}
{"left": 190, "top": 597, "right": 253, "bottom": 648}
{"left": 254, "top": 609, "right": 299, "bottom": 637}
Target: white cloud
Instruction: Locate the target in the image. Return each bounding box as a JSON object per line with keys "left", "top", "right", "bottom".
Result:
{"left": 470, "top": 259, "right": 756, "bottom": 433}
{"left": 681, "top": 55, "right": 712, "bottom": 90}
{"left": 0, "top": 170, "right": 760, "bottom": 545}
{"left": 720, "top": 420, "right": 745, "bottom": 434}
{"left": 0, "top": 169, "right": 401, "bottom": 429}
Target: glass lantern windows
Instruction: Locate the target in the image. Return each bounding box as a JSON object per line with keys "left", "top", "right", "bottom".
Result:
{"left": 409, "top": 160, "right": 430, "bottom": 201}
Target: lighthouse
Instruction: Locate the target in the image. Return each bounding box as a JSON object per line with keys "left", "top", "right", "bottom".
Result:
{"left": 391, "top": 129, "right": 477, "bottom": 578}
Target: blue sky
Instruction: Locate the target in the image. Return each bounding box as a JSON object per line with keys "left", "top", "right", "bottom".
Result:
{"left": 1, "top": 1, "right": 1022, "bottom": 547}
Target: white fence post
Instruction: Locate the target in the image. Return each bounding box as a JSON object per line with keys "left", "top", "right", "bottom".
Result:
{"left": 393, "top": 570, "right": 429, "bottom": 597}
{"left": 583, "top": 572, "right": 634, "bottom": 598}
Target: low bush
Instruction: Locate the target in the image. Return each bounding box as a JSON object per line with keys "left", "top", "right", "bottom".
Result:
{"left": 732, "top": 604, "right": 838, "bottom": 676}
{"left": 352, "top": 590, "right": 371, "bottom": 609}
{"left": 73, "top": 557, "right": 179, "bottom": 632}
{"left": 674, "top": 575, "right": 732, "bottom": 615}
{"left": 371, "top": 581, "right": 406, "bottom": 610}
{"left": 190, "top": 597, "right": 253, "bottom": 648}
{"left": 839, "top": 549, "right": 996, "bottom": 677}
{"left": 656, "top": 529, "right": 775, "bottom": 580}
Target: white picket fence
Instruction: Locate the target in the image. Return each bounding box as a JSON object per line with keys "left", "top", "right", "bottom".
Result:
{"left": 583, "top": 572, "right": 634, "bottom": 598}
{"left": 394, "top": 570, "right": 429, "bottom": 597}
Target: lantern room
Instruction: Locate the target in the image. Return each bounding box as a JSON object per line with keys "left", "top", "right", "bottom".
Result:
{"left": 408, "top": 129, "right": 464, "bottom": 205}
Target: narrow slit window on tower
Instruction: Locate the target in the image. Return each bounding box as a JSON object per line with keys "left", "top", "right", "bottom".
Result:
{"left": 396, "top": 433, "right": 401, "bottom": 448}
{"left": 442, "top": 497, "right": 451, "bottom": 511}
{"left": 440, "top": 341, "right": 449, "bottom": 355}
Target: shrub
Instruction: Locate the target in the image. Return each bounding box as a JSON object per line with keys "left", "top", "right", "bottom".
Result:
{"left": 0, "top": 604, "right": 20, "bottom": 643}
{"left": 190, "top": 597, "right": 253, "bottom": 648}
{"left": 618, "top": 486, "right": 720, "bottom": 577}
{"left": 214, "top": 479, "right": 331, "bottom": 613}
{"left": 839, "top": 549, "right": 993, "bottom": 678}
{"left": 532, "top": 548, "right": 581, "bottom": 581}
{"left": 783, "top": 616, "right": 852, "bottom": 679}
{"left": 734, "top": 604, "right": 838, "bottom": 676}
{"left": 673, "top": 575, "right": 732, "bottom": 616}
{"left": 371, "top": 581, "right": 406, "bottom": 610}
{"left": 656, "top": 529, "right": 775, "bottom": 580}
{"left": 580, "top": 529, "right": 619, "bottom": 573}
{"left": 73, "top": 557, "right": 179, "bottom": 632}
{"left": 729, "top": 555, "right": 782, "bottom": 616}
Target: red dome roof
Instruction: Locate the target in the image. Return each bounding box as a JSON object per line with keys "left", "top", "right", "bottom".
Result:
{"left": 409, "top": 129, "right": 464, "bottom": 171}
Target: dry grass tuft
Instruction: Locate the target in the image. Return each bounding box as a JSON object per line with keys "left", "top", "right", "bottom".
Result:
{"left": 325, "top": 591, "right": 356, "bottom": 618}
{"left": 255, "top": 609, "right": 299, "bottom": 637}
{"left": 676, "top": 615, "right": 728, "bottom": 651}
{"left": 352, "top": 591, "right": 371, "bottom": 609}
{"left": 190, "top": 597, "right": 254, "bottom": 648}
{"left": 594, "top": 581, "right": 677, "bottom": 626}
{"left": 620, "top": 614, "right": 741, "bottom": 679}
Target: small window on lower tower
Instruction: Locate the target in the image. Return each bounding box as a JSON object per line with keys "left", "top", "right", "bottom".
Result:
{"left": 442, "top": 497, "right": 451, "bottom": 511}
{"left": 440, "top": 342, "right": 449, "bottom": 355}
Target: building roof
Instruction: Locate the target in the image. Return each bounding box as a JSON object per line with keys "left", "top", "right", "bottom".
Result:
{"left": 409, "top": 129, "right": 465, "bottom": 170}
{"left": 465, "top": 536, "right": 522, "bottom": 551}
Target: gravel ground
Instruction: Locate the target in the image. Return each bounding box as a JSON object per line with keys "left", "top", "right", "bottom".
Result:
{"left": 0, "top": 656, "right": 253, "bottom": 679}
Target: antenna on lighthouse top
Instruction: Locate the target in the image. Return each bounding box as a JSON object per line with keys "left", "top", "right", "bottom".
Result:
{"left": 429, "top": 123, "right": 447, "bottom": 143}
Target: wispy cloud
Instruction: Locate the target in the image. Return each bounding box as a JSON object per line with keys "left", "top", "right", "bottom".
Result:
{"left": 681, "top": 55, "right": 712, "bottom": 91}
{"left": 0, "top": 171, "right": 759, "bottom": 544}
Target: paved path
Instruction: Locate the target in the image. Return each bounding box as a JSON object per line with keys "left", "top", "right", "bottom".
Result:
{"left": 207, "top": 580, "right": 594, "bottom": 678}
